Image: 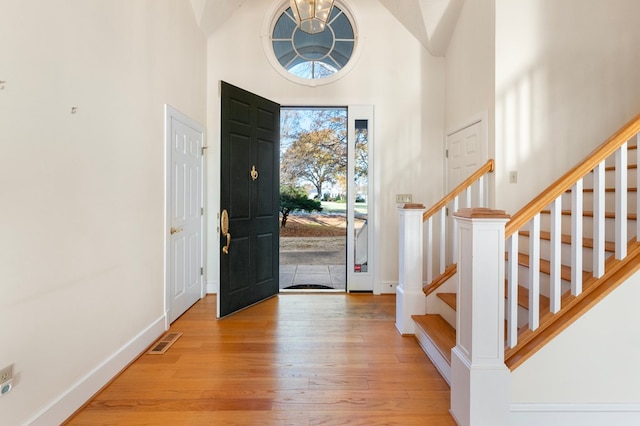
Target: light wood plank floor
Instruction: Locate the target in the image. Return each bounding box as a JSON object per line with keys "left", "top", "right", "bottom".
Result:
{"left": 67, "top": 294, "right": 454, "bottom": 425}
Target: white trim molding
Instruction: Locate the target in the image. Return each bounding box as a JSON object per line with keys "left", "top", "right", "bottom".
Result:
{"left": 28, "top": 316, "right": 166, "bottom": 426}
{"left": 207, "top": 279, "right": 218, "bottom": 294}
{"left": 511, "top": 403, "right": 640, "bottom": 426}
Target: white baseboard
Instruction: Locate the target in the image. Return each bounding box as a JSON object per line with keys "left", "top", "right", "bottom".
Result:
{"left": 206, "top": 279, "right": 218, "bottom": 294}
{"left": 28, "top": 316, "right": 166, "bottom": 426}
{"left": 511, "top": 403, "right": 640, "bottom": 426}
{"left": 377, "top": 280, "right": 397, "bottom": 294}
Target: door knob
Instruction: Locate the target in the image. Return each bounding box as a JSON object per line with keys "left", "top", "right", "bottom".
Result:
{"left": 221, "top": 209, "right": 231, "bottom": 254}
{"left": 170, "top": 227, "right": 183, "bottom": 235}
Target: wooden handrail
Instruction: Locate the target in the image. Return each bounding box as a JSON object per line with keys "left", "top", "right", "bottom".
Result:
{"left": 505, "top": 113, "right": 640, "bottom": 237}
{"left": 423, "top": 159, "right": 495, "bottom": 221}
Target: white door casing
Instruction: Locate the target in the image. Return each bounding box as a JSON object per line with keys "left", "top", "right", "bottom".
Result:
{"left": 165, "top": 105, "right": 205, "bottom": 325}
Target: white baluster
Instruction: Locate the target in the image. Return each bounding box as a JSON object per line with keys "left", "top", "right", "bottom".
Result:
{"left": 593, "top": 162, "right": 605, "bottom": 278}
{"left": 439, "top": 207, "right": 446, "bottom": 274}
{"left": 529, "top": 215, "right": 540, "bottom": 330}
{"left": 465, "top": 186, "right": 472, "bottom": 207}
{"left": 452, "top": 197, "right": 459, "bottom": 263}
{"left": 550, "top": 198, "right": 562, "bottom": 313}
{"left": 507, "top": 234, "right": 519, "bottom": 347}
{"left": 571, "top": 179, "right": 583, "bottom": 296}
{"left": 425, "top": 217, "right": 433, "bottom": 284}
{"left": 479, "top": 175, "right": 486, "bottom": 207}
{"left": 615, "top": 142, "right": 628, "bottom": 259}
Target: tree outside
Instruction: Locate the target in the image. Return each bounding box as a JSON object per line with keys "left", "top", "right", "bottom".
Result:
{"left": 279, "top": 185, "right": 322, "bottom": 228}
{"left": 279, "top": 108, "right": 351, "bottom": 290}
{"left": 281, "top": 108, "right": 347, "bottom": 200}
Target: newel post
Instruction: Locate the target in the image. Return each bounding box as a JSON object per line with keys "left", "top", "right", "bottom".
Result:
{"left": 450, "top": 208, "right": 511, "bottom": 426}
{"left": 396, "top": 203, "right": 426, "bottom": 335}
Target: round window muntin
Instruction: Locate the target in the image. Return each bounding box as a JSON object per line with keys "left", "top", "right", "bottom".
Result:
{"left": 263, "top": 0, "right": 360, "bottom": 86}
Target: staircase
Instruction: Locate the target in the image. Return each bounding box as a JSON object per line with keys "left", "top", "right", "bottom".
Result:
{"left": 409, "top": 114, "right": 640, "bottom": 386}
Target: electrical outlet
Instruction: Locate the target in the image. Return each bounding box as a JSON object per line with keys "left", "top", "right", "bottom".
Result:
{"left": 0, "top": 365, "right": 12, "bottom": 383}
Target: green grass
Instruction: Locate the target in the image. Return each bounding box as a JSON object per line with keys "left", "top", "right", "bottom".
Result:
{"left": 320, "top": 201, "right": 368, "bottom": 215}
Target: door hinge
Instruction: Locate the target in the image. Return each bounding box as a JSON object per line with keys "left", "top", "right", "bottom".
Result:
{"left": 200, "top": 267, "right": 203, "bottom": 276}
{"left": 201, "top": 146, "right": 208, "bottom": 156}
{"left": 201, "top": 207, "right": 204, "bottom": 215}
{"left": 445, "top": 207, "right": 449, "bottom": 216}
{"left": 445, "top": 149, "right": 449, "bottom": 158}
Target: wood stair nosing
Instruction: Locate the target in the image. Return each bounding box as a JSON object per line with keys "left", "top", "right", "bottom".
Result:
{"left": 540, "top": 209, "right": 637, "bottom": 221}
{"left": 567, "top": 187, "right": 637, "bottom": 193}
{"left": 519, "top": 230, "right": 615, "bottom": 253}
{"left": 412, "top": 314, "right": 455, "bottom": 365}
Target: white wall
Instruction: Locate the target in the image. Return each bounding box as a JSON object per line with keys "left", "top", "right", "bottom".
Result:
{"left": 205, "top": 0, "right": 445, "bottom": 293}
{"left": 495, "top": 0, "right": 640, "bottom": 214}
{"left": 445, "top": 0, "right": 495, "bottom": 141}
{"left": 512, "top": 269, "right": 640, "bottom": 408}
{"left": 0, "top": 1, "right": 206, "bottom": 424}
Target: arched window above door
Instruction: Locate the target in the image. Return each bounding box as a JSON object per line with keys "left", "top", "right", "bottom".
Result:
{"left": 264, "top": 1, "right": 359, "bottom": 86}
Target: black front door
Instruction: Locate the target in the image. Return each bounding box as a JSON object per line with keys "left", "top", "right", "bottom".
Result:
{"left": 219, "top": 82, "right": 280, "bottom": 318}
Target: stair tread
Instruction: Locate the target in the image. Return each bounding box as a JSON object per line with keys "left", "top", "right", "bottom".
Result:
{"left": 517, "top": 252, "right": 591, "bottom": 282}
{"left": 436, "top": 293, "right": 457, "bottom": 310}
{"left": 519, "top": 230, "right": 615, "bottom": 252}
{"left": 412, "top": 314, "right": 455, "bottom": 365}
{"left": 436, "top": 285, "right": 550, "bottom": 312}
{"left": 510, "top": 283, "right": 551, "bottom": 312}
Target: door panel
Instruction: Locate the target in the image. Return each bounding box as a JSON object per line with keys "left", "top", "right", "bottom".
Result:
{"left": 447, "top": 122, "right": 484, "bottom": 199}
{"left": 219, "top": 81, "right": 280, "bottom": 318}
{"left": 166, "top": 107, "right": 204, "bottom": 324}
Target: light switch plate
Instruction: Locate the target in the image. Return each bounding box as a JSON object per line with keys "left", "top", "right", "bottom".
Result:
{"left": 396, "top": 194, "right": 412, "bottom": 203}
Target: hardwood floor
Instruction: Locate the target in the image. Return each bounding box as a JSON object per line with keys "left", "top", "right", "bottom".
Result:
{"left": 67, "top": 294, "right": 454, "bottom": 425}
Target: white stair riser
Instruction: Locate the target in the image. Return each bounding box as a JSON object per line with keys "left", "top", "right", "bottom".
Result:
{"left": 560, "top": 191, "right": 637, "bottom": 214}
{"left": 517, "top": 235, "right": 614, "bottom": 273}
{"left": 540, "top": 214, "right": 637, "bottom": 240}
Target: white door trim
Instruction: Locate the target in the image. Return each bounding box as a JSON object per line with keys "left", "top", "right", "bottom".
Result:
{"left": 164, "top": 105, "right": 206, "bottom": 329}
{"left": 347, "top": 105, "right": 377, "bottom": 293}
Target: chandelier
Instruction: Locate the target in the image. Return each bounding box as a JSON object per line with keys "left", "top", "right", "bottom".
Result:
{"left": 290, "top": 0, "right": 335, "bottom": 34}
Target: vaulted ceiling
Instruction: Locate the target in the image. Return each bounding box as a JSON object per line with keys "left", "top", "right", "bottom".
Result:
{"left": 189, "top": 0, "right": 464, "bottom": 56}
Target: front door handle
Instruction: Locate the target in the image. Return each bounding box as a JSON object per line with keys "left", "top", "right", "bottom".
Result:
{"left": 170, "top": 227, "right": 183, "bottom": 235}
{"left": 221, "top": 209, "right": 231, "bottom": 254}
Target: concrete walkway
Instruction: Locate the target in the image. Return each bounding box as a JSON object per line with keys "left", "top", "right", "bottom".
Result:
{"left": 279, "top": 237, "right": 346, "bottom": 291}
{"left": 279, "top": 264, "right": 346, "bottom": 290}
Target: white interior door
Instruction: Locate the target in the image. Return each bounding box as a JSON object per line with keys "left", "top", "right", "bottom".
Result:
{"left": 447, "top": 121, "right": 486, "bottom": 201}
{"left": 165, "top": 106, "right": 205, "bottom": 324}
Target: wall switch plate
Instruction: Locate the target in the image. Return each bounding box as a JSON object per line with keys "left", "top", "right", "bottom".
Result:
{"left": 396, "top": 194, "right": 412, "bottom": 203}
{"left": 509, "top": 171, "right": 518, "bottom": 183}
